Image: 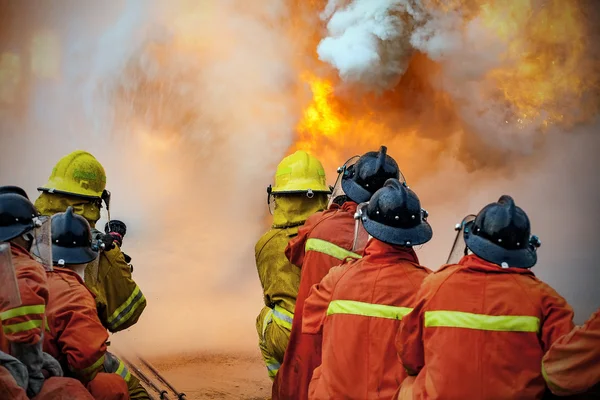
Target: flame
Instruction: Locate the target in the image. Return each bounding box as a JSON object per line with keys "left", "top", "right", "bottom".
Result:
{"left": 291, "top": 0, "right": 597, "bottom": 175}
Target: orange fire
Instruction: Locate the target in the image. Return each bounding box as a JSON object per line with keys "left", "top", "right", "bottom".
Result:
{"left": 292, "top": 0, "right": 597, "bottom": 176}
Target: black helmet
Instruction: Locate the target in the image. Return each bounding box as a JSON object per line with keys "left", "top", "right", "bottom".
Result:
{"left": 105, "top": 220, "right": 127, "bottom": 237}
{"left": 361, "top": 179, "right": 432, "bottom": 246}
{"left": 0, "top": 186, "right": 29, "bottom": 199}
{"left": 464, "top": 195, "right": 540, "bottom": 269}
{"left": 0, "top": 193, "right": 40, "bottom": 242}
{"left": 51, "top": 207, "right": 98, "bottom": 265}
{"left": 341, "top": 146, "right": 401, "bottom": 204}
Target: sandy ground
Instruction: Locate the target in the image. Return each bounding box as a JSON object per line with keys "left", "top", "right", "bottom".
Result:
{"left": 148, "top": 352, "right": 272, "bottom": 400}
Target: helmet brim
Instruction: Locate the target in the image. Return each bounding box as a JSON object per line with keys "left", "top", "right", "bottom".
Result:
{"left": 363, "top": 217, "right": 433, "bottom": 246}
{"left": 52, "top": 245, "right": 98, "bottom": 265}
{"left": 341, "top": 179, "right": 372, "bottom": 204}
{"left": 37, "top": 186, "right": 102, "bottom": 200}
{"left": 0, "top": 223, "right": 34, "bottom": 242}
{"left": 464, "top": 227, "right": 537, "bottom": 269}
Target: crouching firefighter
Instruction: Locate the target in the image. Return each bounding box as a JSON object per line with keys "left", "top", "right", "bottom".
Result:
{"left": 43, "top": 206, "right": 150, "bottom": 399}
{"left": 34, "top": 150, "right": 146, "bottom": 333}
{"left": 0, "top": 187, "right": 95, "bottom": 399}
{"left": 255, "top": 150, "right": 330, "bottom": 380}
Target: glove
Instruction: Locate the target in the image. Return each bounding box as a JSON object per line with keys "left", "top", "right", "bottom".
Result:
{"left": 41, "top": 352, "right": 63, "bottom": 378}
{"left": 0, "top": 350, "right": 28, "bottom": 390}
{"left": 11, "top": 341, "right": 44, "bottom": 397}
{"left": 105, "top": 220, "right": 127, "bottom": 247}
{"left": 97, "top": 233, "right": 116, "bottom": 251}
{"left": 103, "top": 351, "right": 120, "bottom": 373}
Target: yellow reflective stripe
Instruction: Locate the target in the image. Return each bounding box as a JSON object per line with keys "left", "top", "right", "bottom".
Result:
{"left": 72, "top": 354, "right": 105, "bottom": 377}
{"left": 108, "top": 285, "right": 145, "bottom": 330}
{"left": 0, "top": 305, "right": 45, "bottom": 320}
{"left": 265, "top": 357, "right": 280, "bottom": 380}
{"left": 327, "top": 300, "right": 412, "bottom": 320}
{"left": 2, "top": 319, "right": 42, "bottom": 334}
{"left": 261, "top": 309, "right": 273, "bottom": 341}
{"left": 110, "top": 293, "right": 146, "bottom": 330}
{"left": 115, "top": 360, "right": 131, "bottom": 383}
{"left": 425, "top": 310, "right": 540, "bottom": 332}
{"left": 44, "top": 316, "right": 50, "bottom": 333}
{"left": 272, "top": 305, "right": 293, "bottom": 330}
{"left": 541, "top": 361, "right": 564, "bottom": 394}
{"left": 305, "top": 238, "right": 361, "bottom": 261}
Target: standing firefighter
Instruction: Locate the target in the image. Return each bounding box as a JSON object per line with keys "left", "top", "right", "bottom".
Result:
{"left": 255, "top": 151, "right": 330, "bottom": 380}
{"left": 302, "top": 179, "right": 432, "bottom": 400}
{"left": 34, "top": 150, "right": 146, "bottom": 333}
{"left": 397, "top": 195, "right": 575, "bottom": 400}
{"left": 273, "top": 145, "right": 402, "bottom": 400}
{"left": 44, "top": 207, "right": 148, "bottom": 399}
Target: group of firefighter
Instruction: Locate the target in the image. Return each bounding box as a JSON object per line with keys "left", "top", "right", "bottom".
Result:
{"left": 0, "top": 150, "right": 149, "bottom": 399}
{"left": 255, "top": 146, "right": 600, "bottom": 400}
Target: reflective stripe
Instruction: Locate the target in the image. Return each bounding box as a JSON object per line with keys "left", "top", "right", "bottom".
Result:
{"left": 265, "top": 357, "right": 280, "bottom": 380}
{"left": 305, "top": 238, "right": 361, "bottom": 261}
{"left": 425, "top": 310, "right": 540, "bottom": 332}
{"left": 272, "top": 305, "right": 293, "bottom": 330}
{"left": 107, "top": 285, "right": 146, "bottom": 330}
{"left": 3, "top": 319, "right": 42, "bottom": 334}
{"left": 115, "top": 360, "right": 131, "bottom": 383}
{"left": 0, "top": 305, "right": 45, "bottom": 321}
{"left": 327, "top": 300, "right": 412, "bottom": 320}
{"left": 76, "top": 354, "right": 106, "bottom": 377}
{"left": 261, "top": 309, "right": 273, "bottom": 341}
{"left": 541, "top": 361, "right": 564, "bottom": 394}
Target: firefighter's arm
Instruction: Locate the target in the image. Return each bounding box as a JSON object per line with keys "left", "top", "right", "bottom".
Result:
{"left": 542, "top": 308, "right": 600, "bottom": 396}
{"left": 101, "top": 248, "right": 147, "bottom": 333}
{"left": 302, "top": 265, "right": 343, "bottom": 335}
{"left": 56, "top": 291, "right": 109, "bottom": 383}
{"left": 0, "top": 259, "right": 48, "bottom": 346}
{"left": 539, "top": 285, "right": 575, "bottom": 352}
{"left": 398, "top": 291, "right": 427, "bottom": 376}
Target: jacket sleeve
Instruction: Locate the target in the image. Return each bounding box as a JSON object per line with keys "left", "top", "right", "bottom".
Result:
{"left": 302, "top": 266, "right": 343, "bottom": 335}
{"left": 0, "top": 257, "right": 48, "bottom": 346}
{"left": 56, "top": 289, "right": 109, "bottom": 383}
{"left": 96, "top": 247, "right": 147, "bottom": 333}
{"left": 542, "top": 308, "right": 600, "bottom": 396}
{"left": 539, "top": 284, "right": 575, "bottom": 353}
{"left": 285, "top": 213, "right": 320, "bottom": 268}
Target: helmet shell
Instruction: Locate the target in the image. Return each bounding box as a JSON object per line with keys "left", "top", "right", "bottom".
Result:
{"left": 342, "top": 146, "right": 400, "bottom": 203}
{"left": 0, "top": 193, "right": 40, "bottom": 241}
{"left": 270, "top": 151, "right": 330, "bottom": 194}
{"left": 51, "top": 206, "right": 98, "bottom": 265}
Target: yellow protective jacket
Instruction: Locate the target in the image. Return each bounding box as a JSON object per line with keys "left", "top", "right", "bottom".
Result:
{"left": 35, "top": 192, "right": 147, "bottom": 333}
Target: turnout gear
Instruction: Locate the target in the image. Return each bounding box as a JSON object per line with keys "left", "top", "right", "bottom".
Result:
{"left": 465, "top": 195, "right": 541, "bottom": 269}
{"left": 51, "top": 207, "right": 98, "bottom": 265}
{"left": 0, "top": 349, "right": 28, "bottom": 391}
{"left": 340, "top": 146, "right": 402, "bottom": 204}
{"left": 38, "top": 150, "right": 107, "bottom": 200}
{"left": 542, "top": 308, "right": 600, "bottom": 396}
{"left": 11, "top": 341, "right": 45, "bottom": 396}
{"left": 360, "top": 179, "right": 432, "bottom": 246}
{"left": 0, "top": 364, "right": 28, "bottom": 400}
{"left": 272, "top": 201, "right": 361, "bottom": 400}
{"left": 303, "top": 240, "right": 431, "bottom": 399}
{"left": 257, "top": 152, "right": 329, "bottom": 381}
{"left": 397, "top": 254, "right": 574, "bottom": 400}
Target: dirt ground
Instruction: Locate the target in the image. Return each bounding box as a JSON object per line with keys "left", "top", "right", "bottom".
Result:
{"left": 149, "top": 352, "right": 272, "bottom": 400}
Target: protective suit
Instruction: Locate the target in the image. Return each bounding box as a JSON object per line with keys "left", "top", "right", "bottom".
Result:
{"left": 44, "top": 207, "right": 148, "bottom": 400}
{"left": 397, "top": 196, "right": 575, "bottom": 400}
{"left": 35, "top": 150, "right": 146, "bottom": 333}
{"left": 256, "top": 151, "right": 330, "bottom": 380}
{"left": 273, "top": 146, "right": 403, "bottom": 400}
{"left": 542, "top": 308, "right": 600, "bottom": 396}
{"left": 303, "top": 179, "right": 432, "bottom": 400}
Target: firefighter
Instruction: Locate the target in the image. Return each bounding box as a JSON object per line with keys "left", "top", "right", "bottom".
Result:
{"left": 273, "top": 145, "right": 401, "bottom": 400}
{"left": 0, "top": 188, "right": 94, "bottom": 399}
{"left": 542, "top": 307, "right": 600, "bottom": 396}
{"left": 301, "top": 178, "right": 432, "bottom": 399}
{"left": 397, "top": 195, "right": 575, "bottom": 399}
{"left": 44, "top": 206, "right": 148, "bottom": 399}
{"left": 255, "top": 150, "right": 330, "bottom": 380}
{"left": 34, "top": 150, "right": 146, "bottom": 333}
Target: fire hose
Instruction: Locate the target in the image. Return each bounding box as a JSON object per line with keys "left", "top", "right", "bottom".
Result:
{"left": 120, "top": 354, "right": 185, "bottom": 400}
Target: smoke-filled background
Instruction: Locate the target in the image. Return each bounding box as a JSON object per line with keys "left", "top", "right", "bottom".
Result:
{"left": 1, "top": 0, "right": 599, "bottom": 357}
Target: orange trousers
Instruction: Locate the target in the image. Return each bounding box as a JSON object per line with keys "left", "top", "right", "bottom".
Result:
{"left": 87, "top": 373, "right": 130, "bottom": 400}
{"left": 34, "top": 377, "right": 95, "bottom": 400}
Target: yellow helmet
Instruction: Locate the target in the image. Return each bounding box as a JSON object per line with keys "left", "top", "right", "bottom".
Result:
{"left": 269, "top": 151, "right": 330, "bottom": 194}
{"left": 38, "top": 150, "right": 107, "bottom": 199}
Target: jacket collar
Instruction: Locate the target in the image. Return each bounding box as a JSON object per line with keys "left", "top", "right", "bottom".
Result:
{"left": 453, "top": 254, "right": 536, "bottom": 276}
{"left": 362, "top": 239, "right": 419, "bottom": 264}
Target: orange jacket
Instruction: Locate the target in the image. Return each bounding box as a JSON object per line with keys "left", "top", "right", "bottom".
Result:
{"left": 398, "top": 254, "right": 575, "bottom": 400}
{"left": 542, "top": 308, "right": 600, "bottom": 396}
{"left": 303, "top": 240, "right": 430, "bottom": 400}
{"left": 0, "top": 244, "right": 48, "bottom": 349}
{"left": 43, "top": 267, "right": 108, "bottom": 383}
{"left": 273, "top": 202, "right": 359, "bottom": 400}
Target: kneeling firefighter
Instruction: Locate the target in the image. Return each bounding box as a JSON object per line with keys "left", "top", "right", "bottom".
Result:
{"left": 34, "top": 150, "right": 146, "bottom": 333}
{"left": 44, "top": 207, "right": 149, "bottom": 399}
{"left": 255, "top": 150, "right": 330, "bottom": 380}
